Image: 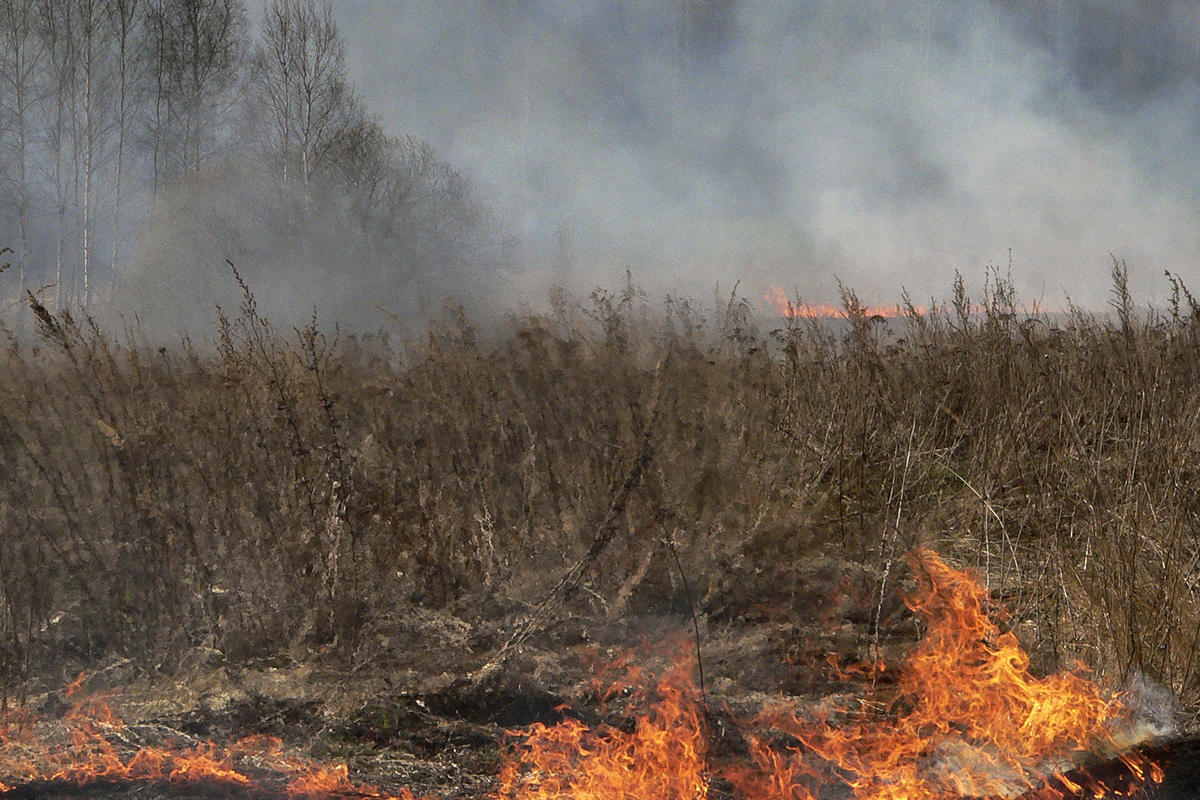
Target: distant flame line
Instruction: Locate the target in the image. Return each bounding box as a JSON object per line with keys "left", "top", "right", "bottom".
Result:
{"left": 761, "top": 286, "right": 1055, "bottom": 319}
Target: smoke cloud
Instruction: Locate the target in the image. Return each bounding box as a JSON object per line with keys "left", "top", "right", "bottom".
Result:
{"left": 314, "top": 0, "right": 1200, "bottom": 309}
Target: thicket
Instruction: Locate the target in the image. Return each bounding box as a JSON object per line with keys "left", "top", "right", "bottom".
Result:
{"left": 1, "top": 263, "right": 1200, "bottom": 709}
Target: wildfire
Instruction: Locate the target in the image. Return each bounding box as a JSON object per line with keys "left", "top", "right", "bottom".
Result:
{"left": 760, "top": 286, "right": 1056, "bottom": 320}
{"left": 0, "top": 680, "right": 421, "bottom": 800}
{"left": 498, "top": 549, "right": 1161, "bottom": 800}
{"left": 497, "top": 655, "right": 707, "bottom": 800}
{"left": 761, "top": 286, "right": 924, "bottom": 319}
{"left": 0, "top": 550, "right": 1165, "bottom": 800}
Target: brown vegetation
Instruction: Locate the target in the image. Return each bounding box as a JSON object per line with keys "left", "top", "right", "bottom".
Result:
{"left": 1, "top": 262, "right": 1199, "bottom": 722}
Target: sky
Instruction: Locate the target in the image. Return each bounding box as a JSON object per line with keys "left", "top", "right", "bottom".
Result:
{"left": 272, "top": 1, "right": 1200, "bottom": 309}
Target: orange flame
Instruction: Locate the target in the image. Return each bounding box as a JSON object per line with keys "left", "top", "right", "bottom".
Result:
{"left": 0, "top": 550, "right": 1164, "bottom": 800}
{"left": 729, "top": 549, "right": 1159, "bottom": 800}
{"left": 760, "top": 286, "right": 1057, "bottom": 320}
{"left": 497, "top": 655, "right": 707, "bottom": 800}
{"left": 0, "top": 684, "right": 423, "bottom": 800}
{"left": 497, "top": 549, "right": 1160, "bottom": 800}
{"left": 761, "top": 287, "right": 924, "bottom": 319}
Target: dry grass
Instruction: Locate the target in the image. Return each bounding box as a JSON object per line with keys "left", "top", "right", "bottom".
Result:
{"left": 2, "top": 263, "right": 1200, "bottom": 716}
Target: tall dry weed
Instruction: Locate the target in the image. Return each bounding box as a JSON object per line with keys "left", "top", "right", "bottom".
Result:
{"left": 0, "top": 266, "right": 1198, "bottom": 710}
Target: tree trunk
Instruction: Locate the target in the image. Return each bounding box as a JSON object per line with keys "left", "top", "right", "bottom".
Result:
{"left": 110, "top": 0, "right": 135, "bottom": 302}
{"left": 82, "top": 92, "right": 91, "bottom": 308}
{"left": 81, "top": 0, "right": 92, "bottom": 311}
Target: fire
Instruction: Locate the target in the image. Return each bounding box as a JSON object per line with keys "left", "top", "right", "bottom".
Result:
{"left": 729, "top": 549, "right": 1160, "bottom": 800}
{"left": 761, "top": 286, "right": 924, "bottom": 319}
{"left": 0, "top": 681, "right": 422, "bottom": 800}
{"left": 497, "top": 549, "right": 1161, "bottom": 800}
{"left": 496, "top": 656, "right": 707, "bottom": 800}
{"left": 0, "top": 550, "right": 1164, "bottom": 800}
{"left": 759, "top": 286, "right": 1055, "bottom": 320}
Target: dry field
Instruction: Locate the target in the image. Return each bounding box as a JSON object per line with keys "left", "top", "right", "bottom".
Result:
{"left": 0, "top": 263, "right": 1197, "bottom": 796}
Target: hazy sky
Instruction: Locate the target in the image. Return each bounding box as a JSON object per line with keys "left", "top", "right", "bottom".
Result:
{"left": 269, "top": 1, "right": 1200, "bottom": 308}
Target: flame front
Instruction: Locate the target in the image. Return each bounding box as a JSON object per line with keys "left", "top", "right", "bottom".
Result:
{"left": 497, "top": 656, "right": 707, "bottom": 800}
{"left": 759, "top": 285, "right": 1058, "bottom": 320}
{"left": 730, "top": 549, "right": 1158, "bottom": 800}
{"left": 760, "top": 287, "right": 924, "bottom": 319}
{"left": 498, "top": 549, "right": 1161, "bottom": 800}
{"left": 0, "top": 685, "right": 421, "bottom": 800}
{"left": 0, "top": 550, "right": 1164, "bottom": 800}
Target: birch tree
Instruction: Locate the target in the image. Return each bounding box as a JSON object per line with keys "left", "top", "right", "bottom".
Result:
{"left": 37, "top": 0, "right": 78, "bottom": 308}
{"left": 251, "top": 0, "right": 356, "bottom": 190}
{"left": 47, "top": 0, "right": 117, "bottom": 311}
{"left": 0, "top": 0, "right": 43, "bottom": 321}
{"left": 106, "top": 0, "right": 139, "bottom": 297}
{"left": 78, "top": 0, "right": 100, "bottom": 309}
{"left": 143, "top": 0, "right": 245, "bottom": 187}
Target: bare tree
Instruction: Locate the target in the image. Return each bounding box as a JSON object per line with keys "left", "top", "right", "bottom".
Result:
{"left": 78, "top": 0, "right": 100, "bottom": 309}
{"left": 251, "top": 0, "right": 357, "bottom": 190}
{"left": 37, "top": 0, "right": 78, "bottom": 308}
{"left": 142, "top": 0, "right": 245, "bottom": 186}
{"left": 41, "top": 0, "right": 116, "bottom": 312}
{"left": 322, "top": 122, "right": 496, "bottom": 288}
{"left": 107, "top": 0, "right": 139, "bottom": 297}
{"left": 322, "top": 116, "right": 395, "bottom": 246}
{"left": 144, "top": 0, "right": 166, "bottom": 196}
{"left": 0, "top": 0, "right": 43, "bottom": 323}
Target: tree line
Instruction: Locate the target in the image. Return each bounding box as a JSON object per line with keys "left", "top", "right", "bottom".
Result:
{"left": 0, "top": 0, "right": 500, "bottom": 332}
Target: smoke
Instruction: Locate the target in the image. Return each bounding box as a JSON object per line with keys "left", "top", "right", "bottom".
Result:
{"left": 320, "top": 0, "right": 1200, "bottom": 309}
{"left": 116, "top": 149, "right": 508, "bottom": 338}
{"left": 1114, "top": 670, "right": 1180, "bottom": 749}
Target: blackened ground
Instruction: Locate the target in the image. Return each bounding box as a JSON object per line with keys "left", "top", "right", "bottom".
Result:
{"left": 1021, "top": 738, "right": 1200, "bottom": 800}
{"left": 0, "top": 781, "right": 274, "bottom": 800}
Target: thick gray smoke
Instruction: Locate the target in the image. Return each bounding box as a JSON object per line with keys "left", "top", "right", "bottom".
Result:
{"left": 320, "top": 0, "right": 1200, "bottom": 309}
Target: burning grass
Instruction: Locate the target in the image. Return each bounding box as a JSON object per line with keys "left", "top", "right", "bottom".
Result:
{"left": 0, "top": 549, "right": 1161, "bottom": 800}
{"left": 0, "top": 674, "right": 425, "bottom": 800}
{"left": 727, "top": 549, "right": 1159, "bottom": 800}
{"left": 498, "top": 549, "right": 1161, "bottom": 800}
{"left": 497, "top": 651, "right": 707, "bottom": 800}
